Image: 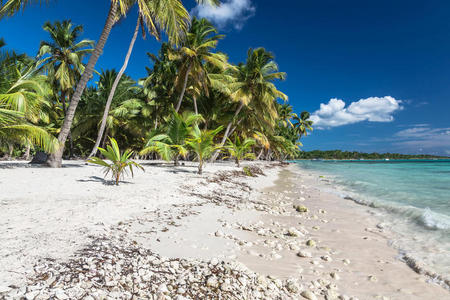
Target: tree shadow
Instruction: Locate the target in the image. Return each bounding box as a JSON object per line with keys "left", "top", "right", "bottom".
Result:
{"left": 76, "top": 176, "right": 134, "bottom": 186}
{"left": 0, "top": 161, "right": 86, "bottom": 169}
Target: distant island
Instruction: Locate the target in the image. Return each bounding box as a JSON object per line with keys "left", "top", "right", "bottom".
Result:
{"left": 296, "top": 150, "right": 449, "bottom": 160}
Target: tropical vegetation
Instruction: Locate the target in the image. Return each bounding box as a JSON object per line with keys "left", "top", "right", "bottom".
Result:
{"left": 296, "top": 150, "right": 448, "bottom": 160}
{"left": 88, "top": 137, "right": 144, "bottom": 185}
{"left": 224, "top": 135, "right": 256, "bottom": 167}
{"left": 0, "top": 0, "right": 313, "bottom": 173}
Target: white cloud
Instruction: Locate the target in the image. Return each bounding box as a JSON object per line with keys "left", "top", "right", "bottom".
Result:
{"left": 310, "top": 96, "right": 403, "bottom": 129}
{"left": 192, "top": 0, "right": 255, "bottom": 30}
{"left": 393, "top": 126, "right": 450, "bottom": 153}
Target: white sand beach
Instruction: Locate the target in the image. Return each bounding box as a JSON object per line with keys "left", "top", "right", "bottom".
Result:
{"left": 0, "top": 161, "right": 448, "bottom": 299}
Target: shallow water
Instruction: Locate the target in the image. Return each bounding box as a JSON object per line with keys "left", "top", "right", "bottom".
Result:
{"left": 293, "top": 159, "right": 450, "bottom": 282}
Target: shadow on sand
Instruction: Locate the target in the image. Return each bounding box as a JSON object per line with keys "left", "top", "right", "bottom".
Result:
{"left": 76, "top": 176, "right": 134, "bottom": 186}
{"left": 0, "top": 162, "right": 86, "bottom": 169}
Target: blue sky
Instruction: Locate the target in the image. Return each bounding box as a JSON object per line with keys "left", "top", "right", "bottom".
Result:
{"left": 1, "top": 0, "right": 449, "bottom": 155}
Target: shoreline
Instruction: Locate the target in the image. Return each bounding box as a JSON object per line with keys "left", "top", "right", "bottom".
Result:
{"left": 291, "top": 163, "right": 450, "bottom": 290}
{"left": 226, "top": 164, "right": 449, "bottom": 299}
{"left": 0, "top": 160, "right": 448, "bottom": 299}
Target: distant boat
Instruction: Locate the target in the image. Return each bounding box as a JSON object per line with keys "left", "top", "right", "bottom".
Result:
{"left": 385, "top": 158, "right": 390, "bottom": 161}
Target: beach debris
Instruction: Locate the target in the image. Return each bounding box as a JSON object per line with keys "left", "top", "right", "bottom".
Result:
{"left": 342, "top": 259, "right": 351, "bottom": 265}
{"left": 368, "top": 275, "right": 378, "bottom": 282}
{"left": 287, "top": 227, "right": 303, "bottom": 237}
{"left": 306, "top": 239, "right": 316, "bottom": 247}
{"left": 2, "top": 235, "right": 300, "bottom": 299}
{"left": 376, "top": 223, "right": 387, "bottom": 229}
{"left": 297, "top": 250, "right": 312, "bottom": 258}
{"left": 285, "top": 279, "right": 301, "bottom": 293}
{"left": 330, "top": 272, "right": 340, "bottom": 280}
{"left": 324, "top": 289, "right": 339, "bottom": 299}
{"left": 294, "top": 205, "right": 309, "bottom": 213}
{"left": 321, "top": 255, "right": 333, "bottom": 262}
{"left": 289, "top": 244, "right": 300, "bottom": 251}
{"left": 301, "top": 290, "right": 318, "bottom": 300}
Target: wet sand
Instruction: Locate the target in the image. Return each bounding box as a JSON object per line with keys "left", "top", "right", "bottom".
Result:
{"left": 236, "top": 166, "right": 449, "bottom": 299}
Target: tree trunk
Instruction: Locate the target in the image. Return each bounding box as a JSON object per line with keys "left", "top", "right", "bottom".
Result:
{"left": 235, "top": 157, "right": 240, "bottom": 167}
{"left": 193, "top": 95, "right": 198, "bottom": 114}
{"left": 68, "top": 132, "right": 74, "bottom": 158}
{"left": 267, "top": 149, "right": 272, "bottom": 161}
{"left": 175, "top": 63, "right": 192, "bottom": 113}
{"left": 174, "top": 154, "right": 179, "bottom": 166}
{"left": 89, "top": 15, "right": 140, "bottom": 158}
{"left": 210, "top": 101, "right": 244, "bottom": 162}
{"left": 228, "top": 118, "right": 242, "bottom": 138}
{"left": 257, "top": 148, "right": 264, "bottom": 160}
{"left": 198, "top": 159, "right": 203, "bottom": 174}
{"left": 47, "top": 2, "right": 118, "bottom": 167}
{"left": 61, "top": 90, "right": 75, "bottom": 159}
{"left": 8, "top": 144, "right": 13, "bottom": 158}
{"left": 24, "top": 144, "right": 31, "bottom": 160}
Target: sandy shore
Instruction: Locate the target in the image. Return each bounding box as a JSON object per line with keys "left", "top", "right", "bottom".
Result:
{"left": 237, "top": 166, "right": 449, "bottom": 299}
{"left": 0, "top": 160, "right": 448, "bottom": 299}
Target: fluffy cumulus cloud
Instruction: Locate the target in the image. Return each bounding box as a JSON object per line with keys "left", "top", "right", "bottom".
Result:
{"left": 192, "top": 0, "right": 256, "bottom": 30}
{"left": 310, "top": 96, "right": 403, "bottom": 129}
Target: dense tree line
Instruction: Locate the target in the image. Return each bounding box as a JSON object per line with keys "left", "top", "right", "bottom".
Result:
{"left": 296, "top": 150, "right": 448, "bottom": 160}
{"left": 0, "top": 0, "right": 313, "bottom": 166}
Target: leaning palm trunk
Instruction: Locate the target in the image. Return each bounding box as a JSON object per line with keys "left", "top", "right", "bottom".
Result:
{"left": 89, "top": 15, "right": 140, "bottom": 158}
{"left": 227, "top": 118, "right": 242, "bottom": 138}
{"left": 47, "top": 2, "right": 118, "bottom": 167}
{"left": 193, "top": 95, "right": 198, "bottom": 114}
{"left": 60, "top": 90, "right": 74, "bottom": 158}
{"left": 210, "top": 101, "right": 244, "bottom": 162}
{"left": 257, "top": 148, "right": 264, "bottom": 160}
{"left": 175, "top": 63, "right": 192, "bottom": 113}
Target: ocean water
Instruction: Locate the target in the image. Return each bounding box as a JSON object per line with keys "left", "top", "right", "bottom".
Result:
{"left": 294, "top": 159, "right": 450, "bottom": 283}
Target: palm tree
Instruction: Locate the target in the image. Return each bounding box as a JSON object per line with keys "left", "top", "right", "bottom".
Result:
{"left": 1, "top": 0, "right": 219, "bottom": 167}
{"left": 172, "top": 17, "right": 228, "bottom": 112}
{"left": 0, "top": 47, "right": 58, "bottom": 154}
{"left": 88, "top": 137, "right": 144, "bottom": 185}
{"left": 186, "top": 123, "right": 222, "bottom": 174}
{"left": 224, "top": 135, "right": 255, "bottom": 167}
{"left": 277, "top": 103, "right": 296, "bottom": 128}
{"left": 293, "top": 111, "right": 313, "bottom": 138}
{"left": 211, "top": 48, "right": 287, "bottom": 162}
{"left": 268, "top": 134, "right": 300, "bottom": 161}
{"left": 140, "top": 110, "right": 202, "bottom": 165}
{"left": 0, "top": 108, "right": 58, "bottom": 155}
{"left": 37, "top": 20, "right": 94, "bottom": 157}
{"left": 140, "top": 44, "right": 179, "bottom": 129}
{"left": 38, "top": 20, "right": 94, "bottom": 113}
{"left": 88, "top": 13, "right": 141, "bottom": 158}
{"left": 72, "top": 70, "right": 144, "bottom": 154}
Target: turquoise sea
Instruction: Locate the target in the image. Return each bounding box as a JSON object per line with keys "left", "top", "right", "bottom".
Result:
{"left": 294, "top": 159, "right": 450, "bottom": 282}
